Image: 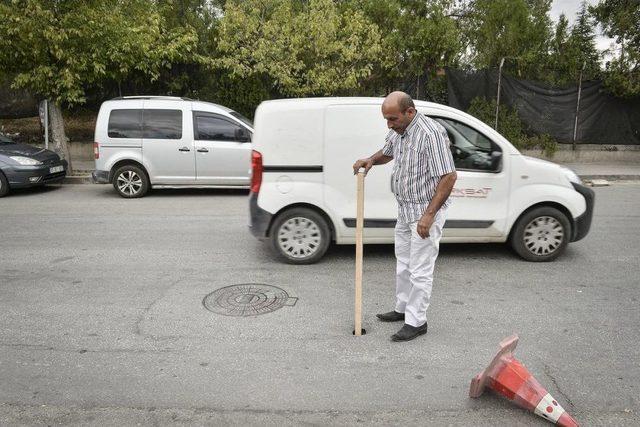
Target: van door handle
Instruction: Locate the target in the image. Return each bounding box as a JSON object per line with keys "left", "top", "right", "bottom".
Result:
{"left": 178, "top": 147, "right": 191, "bottom": 152}
{"left": 197, "top": 148, "right": 209, "bottom": 153}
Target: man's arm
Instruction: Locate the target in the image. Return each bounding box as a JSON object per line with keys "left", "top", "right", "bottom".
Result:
{"left": 417, "top": 171, "right": 457, "bottom": 239}
{"left": 352, "top": 149, "right": 393, "bottom": 175}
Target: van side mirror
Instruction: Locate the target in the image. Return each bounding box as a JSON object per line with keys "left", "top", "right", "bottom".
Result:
{"left": 490, "top": 151, "right": 502, "bottom": 170}
{"left": 235, "top": 127, "right": 251, "bottom": 142}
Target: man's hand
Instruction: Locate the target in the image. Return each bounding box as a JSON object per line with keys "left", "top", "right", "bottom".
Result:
{"left": 352, "top": 158, "right": 374, "bottom": 175}
{"left": 417, "top": 212, "right": 435, "bottom": 239}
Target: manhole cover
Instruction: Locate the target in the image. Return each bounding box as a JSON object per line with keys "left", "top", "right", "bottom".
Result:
{"left": 203, "top": 284, "right": 297, "bottom": 317}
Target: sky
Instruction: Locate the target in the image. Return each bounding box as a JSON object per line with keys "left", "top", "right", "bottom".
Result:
{"left": 550, "top": 0, "right": 617, "bottom": 53}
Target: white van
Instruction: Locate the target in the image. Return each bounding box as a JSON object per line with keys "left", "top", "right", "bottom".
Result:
{"left": 248, "top": 97, "right": 594, "bottom": 264}
{"left": 92, "top": 96, "right": 253, "bottom": 197}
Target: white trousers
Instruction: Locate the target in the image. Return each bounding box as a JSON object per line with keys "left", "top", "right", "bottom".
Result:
{"left": 393, "top": 208, "right": 447, "bottom": 327}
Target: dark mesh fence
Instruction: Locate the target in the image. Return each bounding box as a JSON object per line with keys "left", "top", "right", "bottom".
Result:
{"left": 447, "top": 68, "right": 640, "bottom": 145}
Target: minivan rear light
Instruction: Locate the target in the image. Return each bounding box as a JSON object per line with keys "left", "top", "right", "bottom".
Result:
{"left": 93, "top": 142, "right": 99, "bottom": 159}
{"left": 251, "top": 150, "right": 263, "bottom": 193}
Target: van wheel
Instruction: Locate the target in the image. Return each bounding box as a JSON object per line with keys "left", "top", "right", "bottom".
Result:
{"left": 0, "top": 172, "right": 9, "bottom": 197}
{"left": 270, "top": 208, "right": 331, "bottom": 264}
{"left": 112, "top": 164, "right": 149, "bottom": 198}
{"left": 510, "top": 207, "right": 571, "bottom": 262}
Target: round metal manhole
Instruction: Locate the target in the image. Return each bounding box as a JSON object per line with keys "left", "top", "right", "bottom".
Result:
{"left": 203, "top": 284, "right": 298, "bottom": 317}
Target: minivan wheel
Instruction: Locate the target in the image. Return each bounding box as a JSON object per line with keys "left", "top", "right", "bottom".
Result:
{"left": 270, "top": 208, "right": 331, "bottom": 264}
{"left": 510, "top": 206, "right": 571, "bottom": 262}
{"left": 112, "top": 165, "right": 149, "bottom": 198}
{"left": 0, "top": 172, "right": 9, "bottom": 197}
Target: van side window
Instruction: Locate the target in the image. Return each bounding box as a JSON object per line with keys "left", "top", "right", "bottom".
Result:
{"left": 108, "top": 109, "right": 143, "bottom": 138}
{"left": 194, "top": 114, "right": 248, "bottom": 142}
{"left": 432, "top": 117, "right": 501, "bottom": 172}
{"left": 143, "top": 109, "right": 182, "bottom": 139}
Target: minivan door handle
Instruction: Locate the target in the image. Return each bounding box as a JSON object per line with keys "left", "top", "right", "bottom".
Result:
{"left": 197, "top": 148, "right": 209, "bottom": 153}
{"left": 178, "top": 147, "right": 191, "bottom": 152}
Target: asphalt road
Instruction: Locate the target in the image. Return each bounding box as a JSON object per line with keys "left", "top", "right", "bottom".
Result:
{"left": 1, "top": 183, "right": 639, "bottom": 426}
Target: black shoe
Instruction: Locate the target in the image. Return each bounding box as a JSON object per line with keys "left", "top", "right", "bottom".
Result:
{"left": 376, "top": 311, "right": 405, "bottom": 322}
{"left": 391, "top": 322, "right": 428, "bottom": 342}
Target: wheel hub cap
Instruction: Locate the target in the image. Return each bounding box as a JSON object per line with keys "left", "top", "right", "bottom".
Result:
{"left": 277, "top": 217, "right": 321, "bottom": 259}
{"left": 523, "top": 216, "right": 564, "bottom": 256}
{"left": 117, "top": 171, "right": 142, "bottom": 196}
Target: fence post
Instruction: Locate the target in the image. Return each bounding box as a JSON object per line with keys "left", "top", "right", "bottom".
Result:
{"left": 573, "top": 61, "right": 586, "bottom": 151}
{"left": 495, "top": 58, "right": 505, "bottom": 131}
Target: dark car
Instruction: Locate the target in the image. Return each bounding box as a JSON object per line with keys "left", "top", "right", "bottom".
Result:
{"left": 0, "top": 134, "right": 68, "bottom": 197}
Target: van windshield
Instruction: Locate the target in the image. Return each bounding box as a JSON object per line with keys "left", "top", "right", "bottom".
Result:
{"left": 230, "top": 111, "right": 253, "bottom": 128}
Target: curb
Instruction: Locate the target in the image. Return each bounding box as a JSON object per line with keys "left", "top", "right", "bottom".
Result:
{"left": 63, "top": 175, "right": 93, "bottom": 184}
{"left": 579, "top": 175, "right": 640, "bottom": 181}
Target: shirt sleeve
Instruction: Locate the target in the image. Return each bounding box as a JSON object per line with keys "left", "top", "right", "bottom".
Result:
{"left": 381, "top": 130, "right": 395, "bottom": 157}
{"left": 428, "top": 123, "right": 456, "bottom": 177}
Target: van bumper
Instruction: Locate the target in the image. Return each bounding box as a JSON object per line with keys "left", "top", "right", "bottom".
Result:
{"left": 571, "top": 182, "right": 595, "bottom": 242}
{"left": 92, "top": 170, "right": 110, "bottom": 184}
{"left": 249, "top": 192, "right": 272, "bottom": 239}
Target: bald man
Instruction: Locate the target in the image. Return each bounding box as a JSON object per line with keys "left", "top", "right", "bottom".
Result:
{"left": 352, "top": 92, "right": 457, "bottom": 342}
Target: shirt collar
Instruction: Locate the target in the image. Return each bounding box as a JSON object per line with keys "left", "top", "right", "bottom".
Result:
{"left": 402, "top": 113, "right": 420, "bottom": 137}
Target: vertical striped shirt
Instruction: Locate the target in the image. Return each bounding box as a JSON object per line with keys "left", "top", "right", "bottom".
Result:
{"left": 382, "top": 113, "right": 456, "bottom": 223}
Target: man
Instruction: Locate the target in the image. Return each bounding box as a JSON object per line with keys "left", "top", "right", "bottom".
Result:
{"left": 352, "top": 91, "right": 457, "bottom": 342}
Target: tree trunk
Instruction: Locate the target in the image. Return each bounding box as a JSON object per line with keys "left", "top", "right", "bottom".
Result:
{"left": 48, "top": 101, "right": 73, "bottom": 172}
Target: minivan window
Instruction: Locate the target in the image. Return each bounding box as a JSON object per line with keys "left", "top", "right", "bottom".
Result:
{"left": 195, "top": 114, "right": 247, "bottom": 142}
{"left": 433, "top": 117, "right": 500, "bottom": 172}
{"left": 143, "top": 109, "right": 182, "bottom": 139}
{"left": 230, "top": 111, "right": 253, "bottom": 128}
{"left": 108, "top": 109, "right": 143, "bottom": 138}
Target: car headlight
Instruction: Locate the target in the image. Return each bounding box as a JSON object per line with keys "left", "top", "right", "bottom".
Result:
{"left": 10, "top": 156, "right": 43, "bottom": 166}
{"left": 561, "top": 167, "right": 582, "bottom": 185}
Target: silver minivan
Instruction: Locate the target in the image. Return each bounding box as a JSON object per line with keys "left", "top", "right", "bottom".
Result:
{"left": 92, "top": 96, "right": 253, "bottom": 198}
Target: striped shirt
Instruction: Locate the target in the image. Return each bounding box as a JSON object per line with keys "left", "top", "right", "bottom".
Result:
{"left": 382, "top": 113, "right": 456, "bottom": 223}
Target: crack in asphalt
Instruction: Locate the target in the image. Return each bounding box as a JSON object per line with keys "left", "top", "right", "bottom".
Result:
{"left": 544, "top": 364, "right": 575, "bottom": 410}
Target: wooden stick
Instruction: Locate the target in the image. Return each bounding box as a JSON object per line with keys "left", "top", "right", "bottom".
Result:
{"left": 354, "top": 171, "right": 365, "bottom": 336}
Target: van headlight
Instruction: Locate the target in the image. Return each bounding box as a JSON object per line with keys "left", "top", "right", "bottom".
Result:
{"left": 561, "top": 167, "right": 582, "bottom": 185}
{"left": 10, "top": 156, "right": 43, "bottom": 166}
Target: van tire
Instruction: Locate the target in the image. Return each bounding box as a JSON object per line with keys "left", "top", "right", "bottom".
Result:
{"left": 270, "top": 208, "right": 331, "bottom": 264}
{"left": 112, "top": 164, "right": 149, "bottom": 198}
{"left": 510, "top": 206, "right": 571, "bottom": 262}
{"left": 0, "top": 172, "right": 9, "bottom": 197}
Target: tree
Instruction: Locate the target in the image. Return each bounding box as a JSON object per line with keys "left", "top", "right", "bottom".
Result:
{"left": 590, "top": 0, "right": 640, "bottom": 97}
{"left": 568, "top": 1, "right": 601, "bottom": 80}
{"left": 463, "top": 0, "right": 553, "bottom": 80}
{"left": 215, "top": 0, "right": 383, "bottom": 97}
{"left": 350, "top": 0, "right": 462, "bottom": 101}
{"left": 0, "top": 0, "right": 199, "bottom": 169}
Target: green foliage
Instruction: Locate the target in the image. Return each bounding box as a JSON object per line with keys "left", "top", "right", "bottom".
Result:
{"left": 590, "top": 0, "right": 640, "bottom": 97}
{"left": 0, "top": 0, "right": 201, "bottom": 105}
{"left": 215, "top": 0, "right": 383, "bottom": 97}
{"left": 350, "top": 0, "right": 462, "bottom": 97}
{"left": 467, "top": 96, "right": 558, "bottom": 156}
{"left": 463, "top": 0, "right": 553, "bottom": 80}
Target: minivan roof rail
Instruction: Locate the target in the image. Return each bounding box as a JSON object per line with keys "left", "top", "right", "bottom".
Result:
{"left": 109, "top": 96, "right": 194, "bottom": 101}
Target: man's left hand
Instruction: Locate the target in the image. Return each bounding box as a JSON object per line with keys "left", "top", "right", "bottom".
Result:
{"left": 417, "top": 213, "right": 435, "bottom": 239}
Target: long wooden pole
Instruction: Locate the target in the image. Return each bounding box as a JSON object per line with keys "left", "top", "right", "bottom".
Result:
{"left": 354, "top": 171, "right": 365, "bottom": 336}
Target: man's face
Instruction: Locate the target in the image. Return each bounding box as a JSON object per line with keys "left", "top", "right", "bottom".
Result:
{"left": 382, "top": 104, "right": 416, "bottom": 134}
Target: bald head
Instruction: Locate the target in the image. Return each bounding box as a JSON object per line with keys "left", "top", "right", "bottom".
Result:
{"left": 382, "top": 91, "right": 416, "bottom": 134}
{"left": 383, "top": 91, "right": 415, "bottom": 113}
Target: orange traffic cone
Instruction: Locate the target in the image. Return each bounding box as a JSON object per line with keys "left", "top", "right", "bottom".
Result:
{"left": 469, "top": 335, "right": 579, "bottom": 427}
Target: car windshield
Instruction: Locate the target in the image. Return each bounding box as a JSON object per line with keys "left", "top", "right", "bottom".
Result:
{"left": 230, "top": 111, "right": 253, "bottom": 128}
{"left": 0, "top": 134, "right": 16, "bottom": 145}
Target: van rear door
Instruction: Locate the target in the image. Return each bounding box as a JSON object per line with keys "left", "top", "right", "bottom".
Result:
{"left": 324, "top": 104, "right": 396, "bottom": 242}
{"left": 142, "top": 100, "right": 195, "bottom": 184}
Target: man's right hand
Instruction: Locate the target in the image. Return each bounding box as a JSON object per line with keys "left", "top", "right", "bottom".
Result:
{"left": 352, "top": 158, "right": 374, "bottom": 175}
